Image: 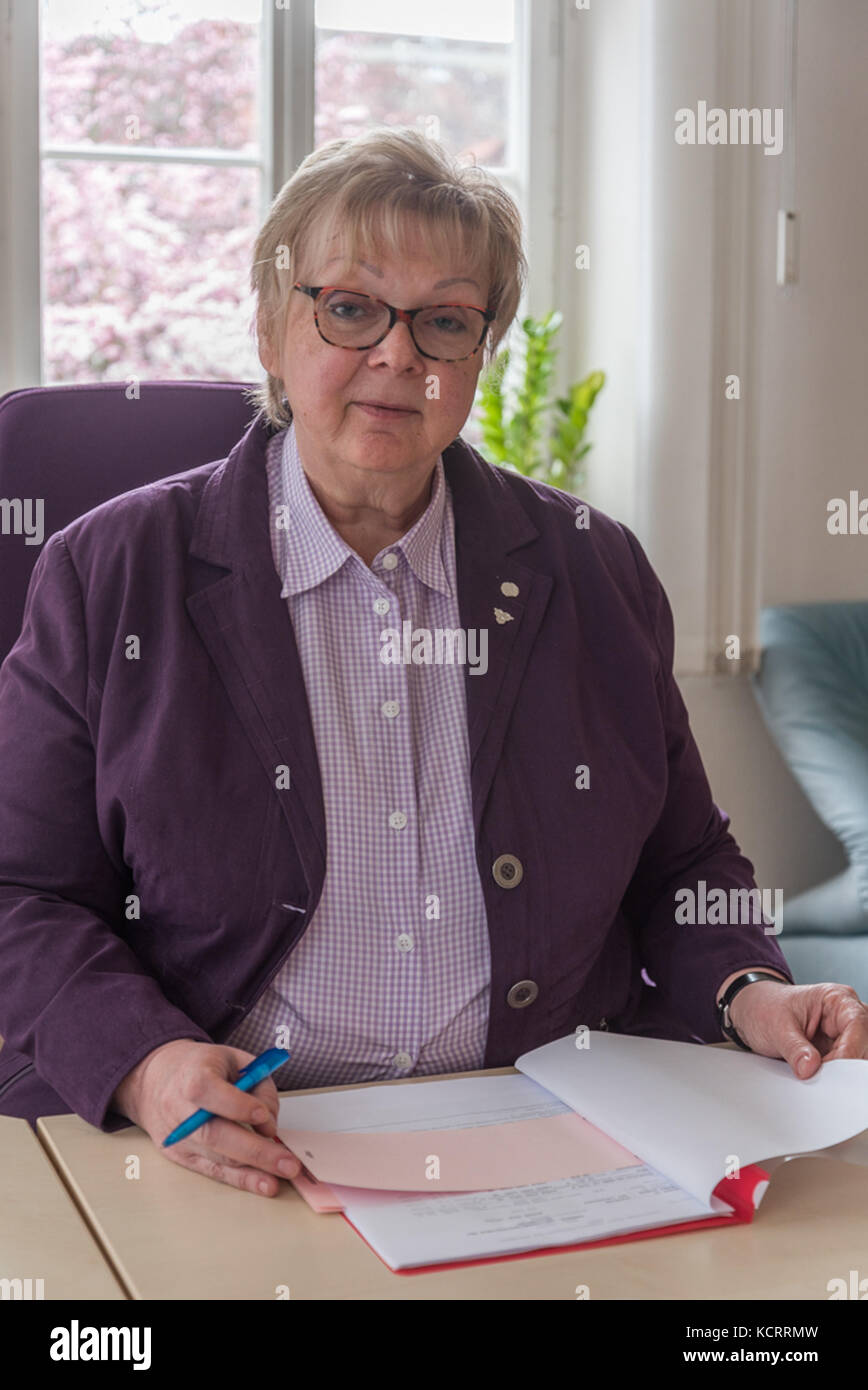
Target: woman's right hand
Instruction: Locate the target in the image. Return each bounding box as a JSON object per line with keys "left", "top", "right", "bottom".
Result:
{"left": 110, "top": 1039, "right": 301, "bottom": 1197}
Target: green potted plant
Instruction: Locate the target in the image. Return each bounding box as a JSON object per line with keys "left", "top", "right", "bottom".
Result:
{"left": 475, "top": 309, "right": 604, "bottom": 494}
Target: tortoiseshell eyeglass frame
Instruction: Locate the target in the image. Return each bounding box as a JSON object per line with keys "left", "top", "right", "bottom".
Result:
{"left": 292, "top": 282, "right": 495, "bottom": 362}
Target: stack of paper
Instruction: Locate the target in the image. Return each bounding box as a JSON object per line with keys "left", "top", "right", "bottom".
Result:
{"left": 277, "top": 1033, "right": 868, "bottom": 1272}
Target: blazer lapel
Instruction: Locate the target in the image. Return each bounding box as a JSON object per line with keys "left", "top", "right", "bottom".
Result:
{"left": 185, "top": 417, "right": 327, "bottom": 899}
{"left": 442, "top": 438, "right": 554, "bottom": 829}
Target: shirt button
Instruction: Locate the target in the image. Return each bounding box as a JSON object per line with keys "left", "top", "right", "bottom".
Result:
{"left": 389, "top": 810, "right": 407, "bottom": 830}
{"left": 506, "top": 980, "right": 539, "bottom": 1009}
{"left": 381, "top": 700, "right": 400, "bottom": 719}
{"left": 492, "top": 854, "right": 524, "bottom": 888}
{"left": 396, "top": 933, "right": 414, "bottom": 953}
{"left": 382, "top": 552, "right": 399, "bottom": 570}
{"left": 393, "top": 1051, "right": 413, "bottom": 1070}
{"left": 373, "top": 597, "right": 390, "bottom": 616}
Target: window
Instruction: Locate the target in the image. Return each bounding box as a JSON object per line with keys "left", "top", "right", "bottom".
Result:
{"left": 3, "top": 0, "right": 558, "bottom": 394}
{"left": 313, "top": 0, "right": 522, "bottom": 448}
{"left": 39, "top": 0, "right": 267, "bottom": 385}
{"left": 314, "top": 1, "right": 519, "bottom": 174}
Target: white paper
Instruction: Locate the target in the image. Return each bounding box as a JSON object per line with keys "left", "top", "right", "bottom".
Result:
{"left": 517, "top": 1032, "right": 868, "bottom": 1206}
{"left": 276, "top": 1036, "right": 868, "bottom": 1268}
{"left": 330, "top": 1165, "right": 730, "bottom": 1270}
{"left": 278, "top": 1072, "right": 571, "bottom": 1133}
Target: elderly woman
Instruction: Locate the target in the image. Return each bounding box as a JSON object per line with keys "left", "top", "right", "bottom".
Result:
{"left": 0, "top": 127, "right": 866, "bottom": 1200}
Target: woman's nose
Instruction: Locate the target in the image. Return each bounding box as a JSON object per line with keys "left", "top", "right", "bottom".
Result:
{"left": 368, "top": 317, "right": 422, "bottom": 364}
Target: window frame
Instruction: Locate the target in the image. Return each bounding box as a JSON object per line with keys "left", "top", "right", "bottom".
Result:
{"left": 0, "top": 0, "right": 563, "bottom": 395}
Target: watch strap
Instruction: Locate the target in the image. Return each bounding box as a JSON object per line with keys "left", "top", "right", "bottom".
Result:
{"left": 717, "top": 970, "right": 789, "bottom": 1050}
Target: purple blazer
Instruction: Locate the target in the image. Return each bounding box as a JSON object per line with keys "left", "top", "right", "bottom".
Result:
{"left": 0, "top": 414, "right": 792, "bottom": 1129}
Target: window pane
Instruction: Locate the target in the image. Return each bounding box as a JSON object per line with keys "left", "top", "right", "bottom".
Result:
{"left": 315, "top": 0, "right": 517, "bottom": 164}
{"left": 40, "top": 0, "right": 262, "bottom": 151}
{"left": 41, "top": 160, "right": 261, "bottom": 383}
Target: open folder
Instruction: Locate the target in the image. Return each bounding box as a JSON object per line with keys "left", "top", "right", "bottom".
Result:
{"left": 277, "top": 1032, "right": 868, "bottom": 1274}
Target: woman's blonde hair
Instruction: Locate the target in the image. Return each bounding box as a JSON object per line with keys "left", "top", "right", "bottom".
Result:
{"left": 248, "top": 125, "right": 527, "bottom": 428}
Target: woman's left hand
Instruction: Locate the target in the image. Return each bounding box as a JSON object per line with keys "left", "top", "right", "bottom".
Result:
{"left": 730, "top": 980, "right": 868, "bottom": 1077}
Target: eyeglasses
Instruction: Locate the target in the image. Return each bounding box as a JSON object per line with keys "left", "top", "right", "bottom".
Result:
{"left": 293, "top": 282, "right": 495, "bottom": 362}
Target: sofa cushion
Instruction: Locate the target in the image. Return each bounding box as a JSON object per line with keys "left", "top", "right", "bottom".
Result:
{"left": 753, "top": 603, "right": 868, "bottom": 928}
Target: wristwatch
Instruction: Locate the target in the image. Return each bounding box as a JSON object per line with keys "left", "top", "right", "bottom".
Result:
{"left": 717, "top": 971, "right": 789, "bottom": 1051}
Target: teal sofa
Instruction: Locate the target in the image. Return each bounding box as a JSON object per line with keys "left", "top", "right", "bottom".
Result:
{"left": 752, "top": 603, "right": 868, "bottom": 999}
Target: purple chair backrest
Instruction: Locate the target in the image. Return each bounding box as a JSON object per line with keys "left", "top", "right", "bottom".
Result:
{"left": 0, "top": 381, "right": 257, "bottom": 665}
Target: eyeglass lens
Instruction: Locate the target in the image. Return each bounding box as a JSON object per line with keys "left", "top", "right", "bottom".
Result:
{"left": 316, "top": 289, "right": 485, "bottom": 359}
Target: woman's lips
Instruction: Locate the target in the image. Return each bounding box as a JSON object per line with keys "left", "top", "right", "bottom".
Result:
{"left": 353, "top": 402, "right": 417, "bottom": 419}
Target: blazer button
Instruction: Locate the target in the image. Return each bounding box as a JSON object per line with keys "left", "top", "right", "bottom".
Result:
{"left": 492, "top": 853, "right": 524, "bottom": 888}
{"left": 506, "top": 979, "right": 539, "bottom": 1009}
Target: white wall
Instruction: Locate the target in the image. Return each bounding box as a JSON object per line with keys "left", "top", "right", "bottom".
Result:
{"left": 694, "top": 0, "right": 867, "bottom": 893}
{"left": 558, "top": 0, "right": 643, "bottom": 538}
{"left": 561, "top": 0, "right": 866, "bottom": 896}
{"left": 752, "top": 0, "right": 868, "bottom": 605}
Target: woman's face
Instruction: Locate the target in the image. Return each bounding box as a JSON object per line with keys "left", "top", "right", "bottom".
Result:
{"left": 259, "top": 219, "right": 491, "bottom": 481}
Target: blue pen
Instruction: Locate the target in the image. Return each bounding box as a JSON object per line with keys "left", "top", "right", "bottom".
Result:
{"left": 162, "top": 1047, "right": 291, "bottom": 1147}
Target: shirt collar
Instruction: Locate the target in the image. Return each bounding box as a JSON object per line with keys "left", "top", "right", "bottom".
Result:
{"left": 273, "top": 421, "right": 453, "bottom": 599}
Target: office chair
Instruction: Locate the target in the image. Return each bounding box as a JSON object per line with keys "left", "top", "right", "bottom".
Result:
{"left": 0, "top": 380, "right": 257, "bottom": 666}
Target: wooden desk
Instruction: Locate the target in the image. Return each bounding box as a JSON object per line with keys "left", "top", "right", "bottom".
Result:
{"left": 36, "top": 1065, "right": 868, "bottom": 1301}
{"left": 0, "top": 1115, "right": 125, "bottom": 1299}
